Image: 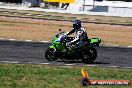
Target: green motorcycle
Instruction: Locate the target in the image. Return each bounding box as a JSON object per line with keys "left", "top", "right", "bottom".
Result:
{"left": 45, "top": 31, "right": 101, "bottom": 63}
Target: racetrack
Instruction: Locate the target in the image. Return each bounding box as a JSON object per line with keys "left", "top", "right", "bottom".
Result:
{"left": 0, "top": 40, "right": 132, "bottom": 68}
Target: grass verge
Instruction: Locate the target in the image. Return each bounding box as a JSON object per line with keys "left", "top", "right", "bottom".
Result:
{"left": 0, "top": 63, "right": 131, "bottom": 88}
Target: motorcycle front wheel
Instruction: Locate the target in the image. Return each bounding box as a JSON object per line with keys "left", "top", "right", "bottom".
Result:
{"left": 45, "top": 48, "right": 58, "bottom": 61}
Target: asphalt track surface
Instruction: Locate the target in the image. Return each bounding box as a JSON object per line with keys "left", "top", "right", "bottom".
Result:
{"left": 0, "top": 40, "right": 132, "bottom": 68}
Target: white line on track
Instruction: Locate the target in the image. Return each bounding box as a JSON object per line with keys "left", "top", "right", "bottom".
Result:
{"left": 0, "top": 38, "right": 4, "bottom": 40}
{"left": 26, "top": 62, "right": 51, "bottom": 64}
{"left": 1, "top": 61, "right": 20, "bottom": 64}
{"left": 9, "top": 61, "right": 20, "bottom": 64}
{"left": 26, "top": 62, "right": 37, "bottom": 64}
{"left": 1, "top": 61, "right": 11, "bottom": 63}
{"left": 25, "top": 40, "right": 32, "bottom": 42}
{"left": 40, "top": 63, "right": 51, "bottom": 65}
{"left": 40, "top": 41, "right": 49, "bottom": 43}
{"left": 0, "top": 38, "right": 132, "bottom": 48}
{"left": 9, "top": 39, "right": 16, "bottom": 41}
{"left": 107, "top": 66, "right": 119, "bottom": 68}
{"left": 127, "top": 46, "right": 132, "bottom": 48}
{"left": 64, "top": 64, "right": 75, "bottom": 66}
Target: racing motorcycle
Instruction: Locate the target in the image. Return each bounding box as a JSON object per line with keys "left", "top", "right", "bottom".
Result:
{"left": 45, "top": 31, "right": 101, "bottom": 63}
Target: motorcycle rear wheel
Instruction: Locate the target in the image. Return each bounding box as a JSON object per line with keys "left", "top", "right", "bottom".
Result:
{"left": 82, "top": 48, "right": 97, "bottom": 63}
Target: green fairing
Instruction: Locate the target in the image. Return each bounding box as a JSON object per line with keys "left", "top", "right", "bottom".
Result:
{"left": 90, "top": 38, "right": 99, "bottom": 44}
{"left": 50, "top": 36, "right": 65, "bottom": 51}
{"left": 52, "top": 36, "right": 58, "bottom": 42}
{"left": 49, "top": 45, "right": 55, "bottom": 49}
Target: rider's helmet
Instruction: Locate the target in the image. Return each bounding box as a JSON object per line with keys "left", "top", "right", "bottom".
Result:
{"left": 73, "top": 20, "right": 81, "bottom": 30}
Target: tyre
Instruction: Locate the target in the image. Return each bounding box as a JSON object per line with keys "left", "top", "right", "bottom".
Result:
{"left": 82, "top": 48, "right": 97, "bottom": 63}
{"left": 45, "top": 48, "right": 58, "bottom": 61}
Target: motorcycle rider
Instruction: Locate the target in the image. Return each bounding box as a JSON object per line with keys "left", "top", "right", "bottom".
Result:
{"left": 65, "top": 20, "right": 88, "bottom": 49}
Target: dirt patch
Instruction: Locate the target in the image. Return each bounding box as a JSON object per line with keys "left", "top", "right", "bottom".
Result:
{"left": 0, "top": 16, "right": 132, "bottom": 46}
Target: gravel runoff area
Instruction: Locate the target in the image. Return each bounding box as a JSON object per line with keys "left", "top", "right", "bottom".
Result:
{"left": 0, "top": 16, "right": 132, "bottom": 46}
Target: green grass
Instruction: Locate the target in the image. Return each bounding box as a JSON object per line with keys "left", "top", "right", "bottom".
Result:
{"left": 0, "top": 64, "right": 131, "bottom": 88}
